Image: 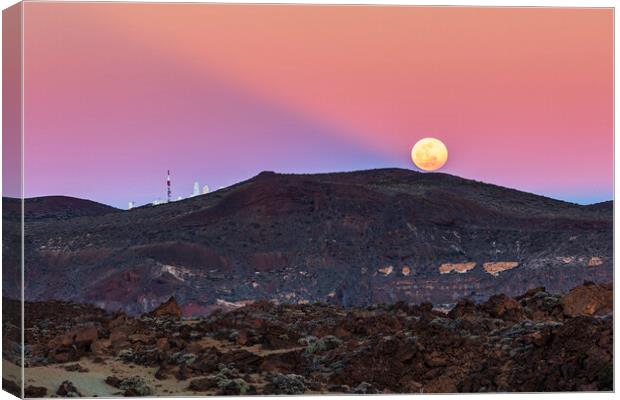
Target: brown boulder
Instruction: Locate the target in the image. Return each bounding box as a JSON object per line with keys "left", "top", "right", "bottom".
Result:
{"left": 148, "top": 296, "right": 182, "bottom": 318}
{"left": 246, "top": 317, "right": 266, "bottom": 329}
{"left": 49, "top": 348, "right": 78, "bottom": 363}
{"left": 109, "top": 314, "right": 130, "bottom": 329}
{"left": 72, "top": 325, "right": 98, "bottom": 346}
{"left": 90, "top": 339, "right": 111, "bottom": 356}
{"left": 109, "top": 324, "right": 136, "bottom": 347}
{"left": 175, "top": 365, "right": 193, "bottom": 381}
{"left": 186, "top": 342, "right": 203, "bottom": 354}
{"left": 129, "top": 333, "right": 153, "bottom": 344}
{"left": 516, "top": 287, "right": 546, "bottom": 300}
{"left": 561, "top": 283, "right": 613, "bottom": 317}
{"left": 234, "top": 329, "right": 249, "bottom": 345}
{"left": 188, "top": 377, "right": 219, "bottom": 391}
{"left": 482, "top": 294, "right": 524, "bottom": 322}
{"left": 188, "top": 346, "right": 221, "bottom": 372}
{"left": 155, "top": 365, "right": 169, "bottom": 380}
{"left": 425, "top": 375, "right": 458, "bottom": 393}
{"left": 447, "top": 299, "right": 478, "bottom": 319}
{"left": 46, "top": 325, "right": 99, "bottom": 363}
{"left": 56, "top": 381, "right": 81, "bottom": 397}
{"left": 105, "top": 376, "right": 122, "bottom": 388}
{"left": 425, "top": 351, "right": 448, "bottom": 368}
{"left": 260, "top": 350, "right": 306, "bottom": 373}
{"left": 64, "top": 363, "right": 89, "bottom": 373}
{"left": 25, "top": 385, "right": 48, "bottom": 397}
{"left": 219, "top": 350, "right": 263, "bottom": 373}
{"left": 3, "top": 379, "right": 21, "bottom": 398}
{"left": 155, "top": 338, "right": 170, "bottom": 351}
{"left": 334, "top": 326, "right": 352, "bottom": 339}
{"left": 47, "top": 324, "right": 97, "bottom": 350}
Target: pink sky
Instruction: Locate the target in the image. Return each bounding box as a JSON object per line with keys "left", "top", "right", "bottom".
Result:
{"left": 9, "top": 3, "right": 614, "bottom": 207}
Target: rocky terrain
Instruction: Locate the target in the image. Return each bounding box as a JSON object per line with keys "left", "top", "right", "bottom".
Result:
{"left": 1, "top": 282, "right": 613, "bottom": 396}
{"left": 2, "top": 169, "right": 613, "bottom": 315}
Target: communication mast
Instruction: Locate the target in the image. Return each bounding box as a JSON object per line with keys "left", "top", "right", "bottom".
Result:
{"left": 167, "top": 170, "right": 171, "bottom": 203}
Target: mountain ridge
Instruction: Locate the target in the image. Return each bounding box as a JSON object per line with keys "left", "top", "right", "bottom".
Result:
{"left": 3, "top": 195, "right": 119, "bottom": 220}
{"left": 2, "top": 168, "right": 612, "bottom": 315}
{"left": 3, "top": 168, "right": 612, "bottom": 211}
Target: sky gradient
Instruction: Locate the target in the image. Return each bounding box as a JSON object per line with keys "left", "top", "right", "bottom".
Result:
{"left": 17, "top": 3, "right": 613, "bottom": 208}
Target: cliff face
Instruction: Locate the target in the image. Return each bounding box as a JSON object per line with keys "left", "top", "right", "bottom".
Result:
{"left": 5, "top": 168, "right": 612, "bottom": 315}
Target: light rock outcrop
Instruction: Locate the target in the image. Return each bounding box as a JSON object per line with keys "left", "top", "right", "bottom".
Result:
{"left": 587, "top": 257, "right": 603, "bottom": 267}
{"left": 483, "top": 262, "right": 519, "bottom": 276}
{"left": 438, "top": 262, "right": 476, "bottom": 274}
{"left": 378, "top": 266, "right": 393, "bottom": 275}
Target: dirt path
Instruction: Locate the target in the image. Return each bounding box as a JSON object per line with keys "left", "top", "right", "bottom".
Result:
{"left": 196, "top": 336, "right": 303, "bottom": 356}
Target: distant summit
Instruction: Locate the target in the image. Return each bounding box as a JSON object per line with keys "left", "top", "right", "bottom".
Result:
{"left": 3, "top": 195, "right": 118, "bottom": 220}
{"left": 584, "top": 200, "right": 613, "bottom": 212}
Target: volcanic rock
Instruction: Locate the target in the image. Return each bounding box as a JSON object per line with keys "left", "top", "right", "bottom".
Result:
{"left": 148, "top": 297, "right": 182, "bottom": 319}
{"left": 118, "top": 376, "right": 154, "bottom": 396}
{"left": 481, "top": 294, "right": 525, "bottom": 322}
{"left": 188, "top": 377, "right": 219, "bottom": 391}
{"left": 352, "top": 382, "right": 378, "bottom": 394}
{"left": 3, "top": 379, "right": 21, "bottom": 398}
{"left": 56, "top": 381, "right": 81, "bottom": 397}
{"left": 447, "top": 299, "right": 478, "bottom": 319}
{"left": 25, "top": 385, "right": 48, "bottom": 397}
{"left": 64, "top": 363, "right": 89, "bottom": 373}
{"left": 425, "top": 351, "right": 448, "bottom": 367}
{"left": 7, "top": 169, "right": 612, "bottom": 315}
{"left": 561, "top": 282, "right": 613, "bottom": 317}
{"left": 4, "top": 281, "right": 613, "bottom": 394}
{"left": 104, "top": 376, "right": 122, "bottom": 388}
{"left": 267, "top": 373, "right": 306, "bottom": 395}
{"left": 46, "top": 324, "right": 99, "bottom": 363}
{"left": 218, "top": 378, "right": 252, "bottom": 395}
{"left": 90, "top": 339, "right": 111, "bottom": 357}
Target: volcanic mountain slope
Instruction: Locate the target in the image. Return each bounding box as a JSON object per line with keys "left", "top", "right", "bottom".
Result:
{"left": 2, "top": 196, "right": 120, "bottom": 303}
{"left": 3, "top": 168, "right": 613, "bottom": 315}
{"left": 3, "top": 195, "right": 119, "bottom": 220}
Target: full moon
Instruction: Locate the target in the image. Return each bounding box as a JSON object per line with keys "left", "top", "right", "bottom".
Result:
{"left": 411, "top": 137, "right": 448, "bottom": 171}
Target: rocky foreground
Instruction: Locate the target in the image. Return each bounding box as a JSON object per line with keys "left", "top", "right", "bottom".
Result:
{"left": 2, "top": 282, "right": 613, "bottom": 396}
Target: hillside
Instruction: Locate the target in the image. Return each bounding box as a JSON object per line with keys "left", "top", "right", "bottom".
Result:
{"left": 3, "top": 168, "right": 612, "bottom": 315}
{"left": 2, "top": 195, "right": 119, "bottom": 220}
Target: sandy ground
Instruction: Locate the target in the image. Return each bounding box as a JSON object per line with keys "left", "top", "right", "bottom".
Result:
{"left": 5, "top": 358, "right": 200, "bottom": 397}
{"left": 3, "top": 336, "right": 304, "bottom": 397}
{"left": 3, "top": 359, "right": 22, "bottom": 390}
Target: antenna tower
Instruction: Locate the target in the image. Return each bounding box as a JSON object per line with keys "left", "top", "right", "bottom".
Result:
{"left": 167, "top": 170, "right": 171, "bottom": 203}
